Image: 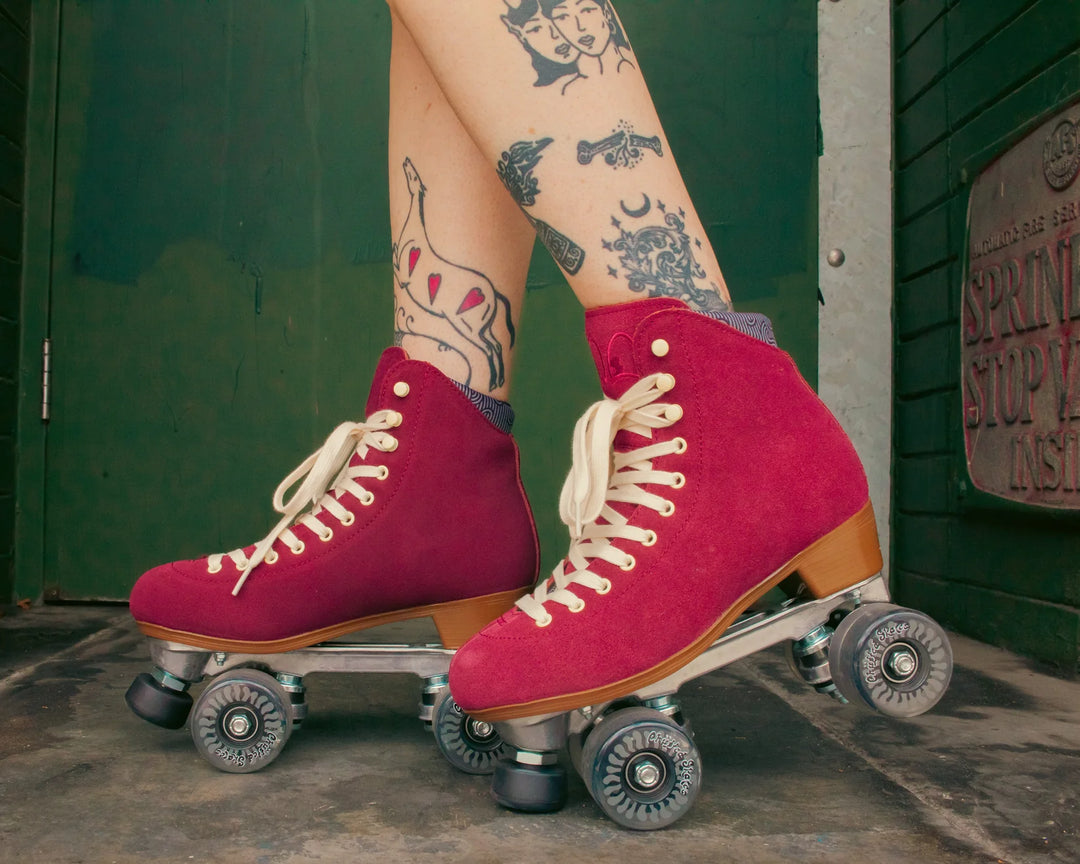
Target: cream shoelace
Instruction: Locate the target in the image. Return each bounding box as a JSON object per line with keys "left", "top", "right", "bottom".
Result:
{"left": 209, "top": 411, "right": 403, "bottom": 595}
{"left": 516, "top": 373, "right": 686, "bottom": 626}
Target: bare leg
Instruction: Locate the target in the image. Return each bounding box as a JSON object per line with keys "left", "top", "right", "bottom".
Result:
{"left": 389, "top": 12, "right": 536, "bottom": 400}
{"left": 386, "top": 0, "right": 731, "bottom": 313}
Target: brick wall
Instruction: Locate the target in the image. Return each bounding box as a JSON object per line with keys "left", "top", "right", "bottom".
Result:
{"left": 0, "top": 0, "right": 29, "bottom": 605}
{"left": 893, "top": 0, "right": 1080, "bottom": 671}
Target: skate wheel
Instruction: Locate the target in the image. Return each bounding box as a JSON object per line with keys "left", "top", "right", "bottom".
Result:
{"left": 580, "top": 707, "right": 701, "bottom": 830}
{"left": 491, "top": 759, "right": 568, "bottom": 813}
{"left": 433, "top": 693, "right": 506, "bottom": 775}
{"left": 190, "top": 669, "right": 293, "bottom": 773}
{"left": 125, "top": 672, "right": 193, "bottom": 730}
{"left": 829, "top": 603, "right": 953, "bottom": 718}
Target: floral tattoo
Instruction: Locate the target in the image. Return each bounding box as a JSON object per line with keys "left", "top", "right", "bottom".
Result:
{"left": 603, "top": 196, "right": 729, "bottom": 312}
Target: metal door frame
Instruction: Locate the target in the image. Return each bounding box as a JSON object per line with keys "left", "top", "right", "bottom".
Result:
{"left": 818, "top": 0, "right": 894, "bottom": 576}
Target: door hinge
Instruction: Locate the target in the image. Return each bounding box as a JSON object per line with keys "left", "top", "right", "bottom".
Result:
{"left": 41, "top": 337, "right": 51, "bottom": 422}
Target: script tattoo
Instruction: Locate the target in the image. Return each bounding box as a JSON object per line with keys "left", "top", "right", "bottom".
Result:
{"left": 578, "top": 121, "right": 662, "bottom": 169}
{"left": 497, "top": 138, "right": 586, "bottom": 275}
{"left": 603, "top": 197, "right": 730, "bottom": 312}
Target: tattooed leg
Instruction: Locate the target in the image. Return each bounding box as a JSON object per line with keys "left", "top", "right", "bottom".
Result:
{"left": 389, "top": 12, "right": 535, "bottom": 399}
{"left": 386, "top": 0, "right": 731, "bottom": 313}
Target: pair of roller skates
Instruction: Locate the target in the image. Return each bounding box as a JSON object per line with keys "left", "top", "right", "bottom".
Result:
{"left": 125, "top": 299, "right": 954, "bottom": 830}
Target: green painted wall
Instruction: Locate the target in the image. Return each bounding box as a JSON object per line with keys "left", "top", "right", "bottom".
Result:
{"left": 0, "top": 0, "right": 29, "bottom": 606}
{"left": 16, "top": 0, "right": 820, "bottom": 602}
{"left": 893, "top": 0, "right": 1080, "bottom": 671}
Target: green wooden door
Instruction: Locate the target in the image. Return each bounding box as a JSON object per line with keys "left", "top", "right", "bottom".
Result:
{"left": 33, "top": 0, "right": 819, "bottom": 600}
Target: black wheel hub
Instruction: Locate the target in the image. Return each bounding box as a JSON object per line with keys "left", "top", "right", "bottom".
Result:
{"left": 220, "top": 705, "right": 260, "bottom": 744}
{"left": 624, "top": 752, "right": 671, "bottom": 802}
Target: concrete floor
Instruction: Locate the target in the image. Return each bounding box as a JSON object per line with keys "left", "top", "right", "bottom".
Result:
{"left": 0, "top": 604, "right": 1077, "bottom": 864}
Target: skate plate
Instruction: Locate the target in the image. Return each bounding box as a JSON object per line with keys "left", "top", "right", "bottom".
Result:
{"left": 126, "top": 638, "right": 503, "bottom": 776}
{"left": 492, "top": 574, "right": 954, "bottom": 829}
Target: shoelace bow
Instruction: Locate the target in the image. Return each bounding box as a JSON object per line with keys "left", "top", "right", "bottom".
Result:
{"left": 212, "top": 410, "right": 403, "bottom": 596}
{"left": 516, "top": 373, "right": 686, "bottom": 626}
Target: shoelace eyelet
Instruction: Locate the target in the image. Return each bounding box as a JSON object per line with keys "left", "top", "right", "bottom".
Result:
{"left": 596, "top": 578, "right": 613, "bottom": 595}
{"left": 340, "top": 512, "right": 356, "bottom": 527}
{"left": 382, "top": 434, "right": 400, "bottom": 451}
{"left": 568, "top": 599, "right": 586, "bottom": 613}
{"left": 671, "top": 472, "right": 686, "bottom": 489}
{"left": 660, "top": 501, "right": 676, "bottom": 517}
{"left": 207, "top": 560, "right": 222, "bottom": 574}
{"left": 620, "top": 554, "right": 636, "bottom": 571}
{"left": 536, "top": 612, "right": 553, "bottom": 628}
{"left": 359, "top": 491, "right": 376, "bottom": 506}
{"left": 265, "top": 550, "right": 279, "bottom": 565}
{"left": 642, "top": 530, "right": 658, "bottom": 547}
{"left": 318, "top": 527, "right": 333, "bottom": 543}
{"left": 376, "top": 465, "right": 390, "bottom": 480}
{"left": 290, "top": 541, "right": 306, "bottom": 556}
{"left": 673, "top": 437, "right": 688, "bottom": 454}
{"left": 393, "top": 382, "right": 410, "bottom": 398}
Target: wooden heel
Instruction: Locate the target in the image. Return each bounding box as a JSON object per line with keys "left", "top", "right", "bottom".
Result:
{"left": 794, "top": 502, "right": 883, "bottom": 598}
{"left": 432, "top": 588, "right": 527, "bottom": 649}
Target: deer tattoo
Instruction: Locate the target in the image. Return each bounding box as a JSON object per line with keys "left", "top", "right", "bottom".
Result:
{"left": 393, "top": 158, "right": 516, "bottom": 392}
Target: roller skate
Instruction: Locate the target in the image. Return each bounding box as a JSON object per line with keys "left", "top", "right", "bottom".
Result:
{"left": 125, "top": 347, "right": 539, "bottom": 775}
{"left": 449, "top": 299, "right": 953, "bottom": 828}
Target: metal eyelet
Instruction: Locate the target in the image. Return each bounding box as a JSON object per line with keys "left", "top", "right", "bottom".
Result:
{"left": 641, "top": 530, "right": 658, "bottom": 547}
{"left": 665, "top": 404, "right": 684, "bottom": 422}
{"left": 673, "top": 437, "right": 688, "bottom": 454}
{"left": 671, "top": 472, "right": 686, "bottom": 489}
{"left": 568, "top": 599, "right": 586, "bottom": 613}
{"left": 658, "top": 373, "right": 676, "bottom": 392}
{"left": 387, "top": 412, "right": 404, "bottom": 429}
{"left": 207, "top": 560, "right": 222, "bottom": 574}
{"left": 382, "top": 434, "right": 400, "bottom": 452}
{"left": 620, "top": 555, "right": 636, "bottom": 571}
{"left": 265, "top": 550, "right": 279, "bottom": 565}
{"left": 596, "top": 579, "right": 613, "bottom": 595}
{"left": 536, "top": 613, "right": 553, "bottom": 628}
{"left": 359, "top": 491, "right": 375, "bottom": 506}
{"left": 651, "top": 338, "right": 670, "bottom": 358}
{"left": 393, "top": 381, "right": 410, "bottom": 398}
{"left": 376, "top": 466, "right": 390, "bottom": 481}
{"left": 318, "top": 527, "right": 333, "bottom": 543}
{"left": 660, "top": 501, "right": 676, "bottom": 517}
{"left": 290, "top": 541, "right": 306, "bottom": 556}
{"left": 340, "top": 512, "right": 356, "bottom": 527}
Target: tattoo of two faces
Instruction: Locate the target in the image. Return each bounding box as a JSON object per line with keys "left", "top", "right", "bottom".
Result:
{"left": 501, "top": 0, "right": 635, "bottom": 94}
{"left": 392, "top": 1, "right": 727, "bottom": 391}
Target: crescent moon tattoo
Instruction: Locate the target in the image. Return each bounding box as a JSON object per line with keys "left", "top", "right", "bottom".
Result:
{"left": 620, "top": 195, "right": 652, "bottom": 219}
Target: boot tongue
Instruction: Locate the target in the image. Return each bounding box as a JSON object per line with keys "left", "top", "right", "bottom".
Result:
{"left": 364, "top": 347, "right": 409, "bottom": 416}
{"left": 585, "top": 298, "right": 686, "bottom": 398}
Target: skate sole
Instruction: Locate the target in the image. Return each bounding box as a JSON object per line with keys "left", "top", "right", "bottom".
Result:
{"left": 135, "top": 587, "right": 528, "bottom": 653}
{"left": 468, "top": 502, "right": 883, "bottom": 722}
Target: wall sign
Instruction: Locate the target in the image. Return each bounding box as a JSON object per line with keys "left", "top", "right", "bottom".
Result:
{"left": 962, "top": 100, "right": 1080, "bottom": 508}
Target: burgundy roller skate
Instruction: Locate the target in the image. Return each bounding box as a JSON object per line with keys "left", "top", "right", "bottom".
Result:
{"left": 125, "top": 347, "right": 539, "bottom": 775}
{"left": 450, "top": 299, "right": 952, "bottom": 828}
